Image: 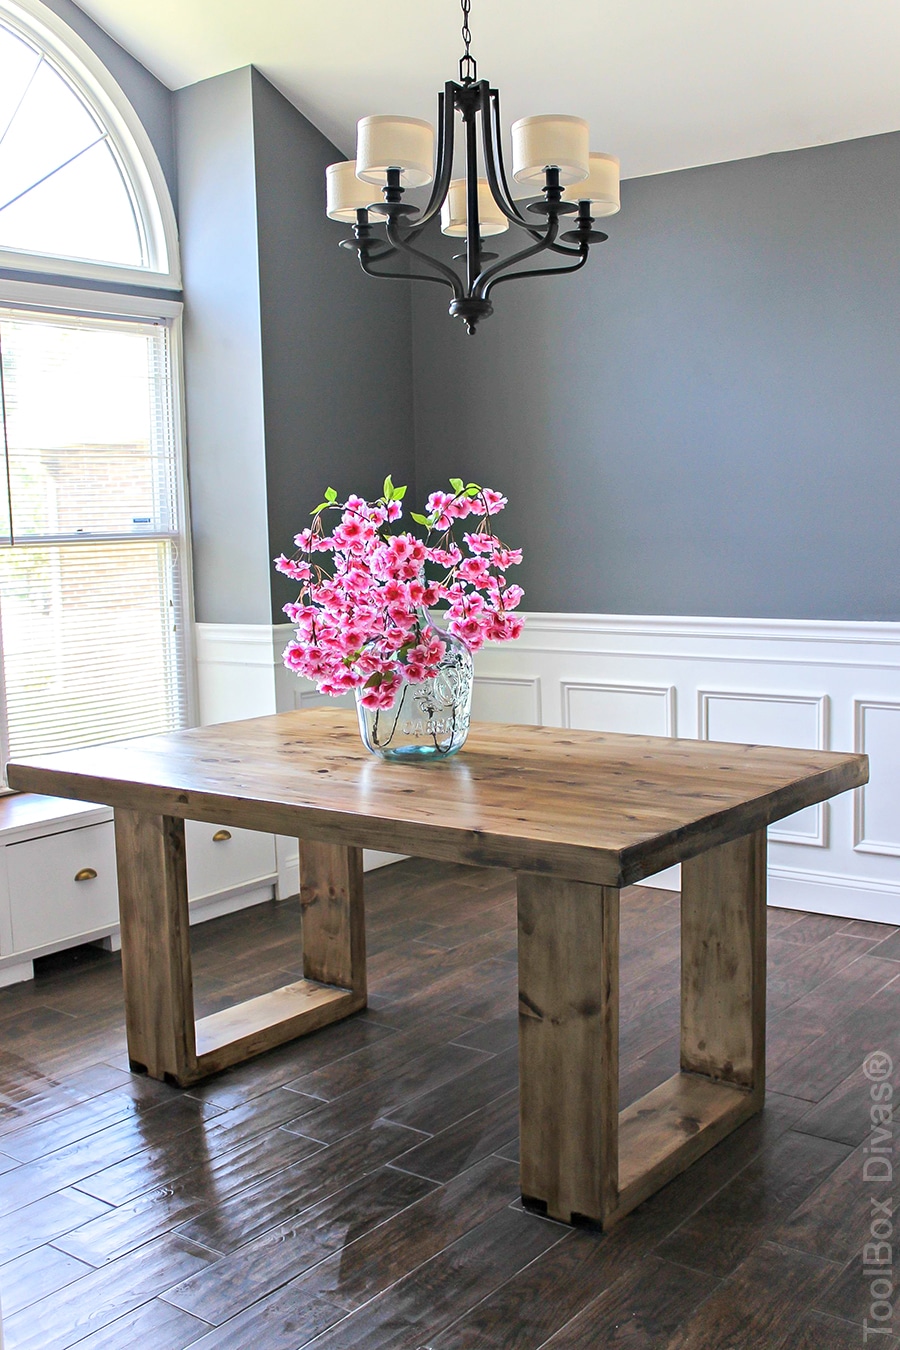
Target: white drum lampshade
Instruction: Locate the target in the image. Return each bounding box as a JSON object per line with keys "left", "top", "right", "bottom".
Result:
{"left": 325, "top": 161, "right": 380, "bottom": 221}
{"left": 356, "top": 115, "right": 435, "bottom": 188}
{"left": 562, "top": 152, "right": 620, "bottom": 216}
{"left": 511, "top": 114, "right": 589, "bottom": 186}
{"left": 441, "top": 178, "right": 509, "bottom": 236}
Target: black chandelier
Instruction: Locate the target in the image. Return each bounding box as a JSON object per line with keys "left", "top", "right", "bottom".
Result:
{"left": 325, "top": 0, "right": 620, "bottom": 334}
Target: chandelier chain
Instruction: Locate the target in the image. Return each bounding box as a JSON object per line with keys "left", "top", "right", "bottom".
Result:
{"left": 459, "top": 0, "right": 477, "bottom": 84}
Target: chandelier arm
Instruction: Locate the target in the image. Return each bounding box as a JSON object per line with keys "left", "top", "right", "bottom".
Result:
{"left": 484, "top": 89, "right": 589, "bottom": 257}
{"left": 473, "top": 213, "right": 561, "bottom": 297}
{"left": 407, "top": 84, "right": 457, "bottom": 232}
{"left": 546, "top": 240, "right": 591, "bottom": 257}
{"left": 359, "top": 253, "right": 453, "bottom": 287}
{"left": 385, "top": 216, "right": 465, "bottom": 298}
{"left": 481, "top": 248, "right": 589, "bottom": 300}
{"left": 464, "top": 102, "right": 482, "bottom": 292}
{"left": 480, "top": 86, "right": 540, "bottom": 233}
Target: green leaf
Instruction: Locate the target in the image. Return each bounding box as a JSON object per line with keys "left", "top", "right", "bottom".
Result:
{"left": 364, "top": 671, "right": 382, "bottom": 688}
{"left": 465, "top": 485, "right": 480, "bottom": 497}
{"left": 449, "top": 477, "right": 464, "bottom": 493}
{"left": 410, "top": 511, "right": 430, "bottom": 526}
{"left": 383, "top": 475, "right": 394, "bottom": 500}
{"left": 394, "top": 484, "right": 407, "bottom": 499}
{"left": 324, "top": 486, "right": 338, "bottom": 502}
{"left": 310, "top": 502, "right": 330, "bottom": 514}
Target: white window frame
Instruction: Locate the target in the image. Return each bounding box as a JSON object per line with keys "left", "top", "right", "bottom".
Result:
{"left": 0, "top": 0, "right": 180, "bottom": 288}
{"left": 0, "top": 0, "right": 196, "bottom": 771}
{"left": 0, "top": 277, "right": 200, "bottom": 747}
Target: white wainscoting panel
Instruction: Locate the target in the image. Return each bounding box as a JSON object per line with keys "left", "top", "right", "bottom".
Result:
{"left": 195, "top": 624, "right": 282, "bottom": 724}
{"left": 854, "top": 700, "right": 900, "bottom": 858}
{"left": 472, "top": 676, "right": 541, "bottom": 726}
{"left": 699, "top": 690, "right": 829, "bottom": 847}
{"left": 197, "top": 615, "right": 900, "bottom": 923}
{"left": 563, "top": 681, "right": 675, "bottom": 737}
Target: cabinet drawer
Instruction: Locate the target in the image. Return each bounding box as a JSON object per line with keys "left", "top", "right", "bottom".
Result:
{"left": 7, "top": 822, "right": 118, "bottom": 953}
{"left": 185, "top": 821, "right": 276, "bottom": 902}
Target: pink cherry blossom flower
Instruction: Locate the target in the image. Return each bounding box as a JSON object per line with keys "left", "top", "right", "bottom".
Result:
{"left": 463, "top": 532, "right": 494, "bottom": 555}
{"left": 274, "top": 555, "right": 312, "bottom": 581}
{"left": 449, "top": 614, "right": 489, "bottom": 648}
{"left": 500, "top": 583, "right": 524, "bottom": 609}
{"left": 458, "top": 557, "right": 492, "bottom": 588}
{"left": 277, "top": 478, "right": 523, "bottom": 699}
{"left": 425, "top": 491, "right": 455, "bottom": 528}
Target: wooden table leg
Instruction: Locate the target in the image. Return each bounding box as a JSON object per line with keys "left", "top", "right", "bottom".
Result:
{"left": 517, "top": 873, "right": 620, "bottom": 1225}
{"left": 114, "top": 809, "right": 197, "bottom": 1084}
{"left": 189, "top": 840, "right": 367, "bottom": 1080}
{"left": 299, "top": 841, "right": 366, "bottom": 999}
{"left": 611, "top": 829, "right": 767, "bottom": 1226}
{"left": 681, "top": 829, "right": 767, "bottom": 1098}
{"left": 517, "top": 831, "right": 767, "bottom": 1231}
{"left": 114, "top": 815, "right": 368, "bottom": 1087}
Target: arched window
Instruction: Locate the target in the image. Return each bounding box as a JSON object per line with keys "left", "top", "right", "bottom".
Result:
{"left": 0, "top": 0, "right": 191, "bottom": 774}
{"left": 0, "top": 0, "right": 178, "bottom": 285}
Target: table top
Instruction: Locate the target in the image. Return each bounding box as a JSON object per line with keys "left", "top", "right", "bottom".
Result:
{"left": 6, "top": 709, "right": 867, "bottom": 886}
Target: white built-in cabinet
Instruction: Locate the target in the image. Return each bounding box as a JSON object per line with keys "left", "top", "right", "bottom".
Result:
{"left": 0, "top": 794, "right": 287, "bottom": 987}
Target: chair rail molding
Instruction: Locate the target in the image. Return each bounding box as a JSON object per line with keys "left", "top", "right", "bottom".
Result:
{"left": 196, "top": 614, "right": 900, "bottom": 922}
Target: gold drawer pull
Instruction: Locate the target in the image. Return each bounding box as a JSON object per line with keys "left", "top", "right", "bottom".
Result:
{"left": 212, "top": 829, "right": 232, "bottom": 842}
{"left": 74, "top": 867, "right": 98, "bottom": 882}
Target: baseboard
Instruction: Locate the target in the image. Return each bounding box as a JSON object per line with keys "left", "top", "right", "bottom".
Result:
{"left": 364, "top": 850, "right": 406, "bottom": 872}
{"left": 767, "top": 865, "right": 900, "bottom": 923}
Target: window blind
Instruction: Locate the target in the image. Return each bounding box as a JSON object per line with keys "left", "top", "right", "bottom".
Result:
{"left": 0, "top": 306, "right": 189, "bottom": 764}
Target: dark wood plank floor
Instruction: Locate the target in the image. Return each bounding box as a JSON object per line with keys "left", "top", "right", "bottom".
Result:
{"left": 0, "top": 857, "right": 898, "bottom": 1349}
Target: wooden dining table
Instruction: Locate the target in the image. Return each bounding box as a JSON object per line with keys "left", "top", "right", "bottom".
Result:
{"left": 7, "top": 708, "right": 866, "bottom": 1229}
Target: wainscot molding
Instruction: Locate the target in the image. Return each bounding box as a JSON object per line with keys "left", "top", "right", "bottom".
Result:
{"left": 562, "top": 680, "right": 676, "bottom": 737}
{"left": 698, "top": 689, "right": 829, "bottom": 848}
{"left": 854, "top": 699, "right": 900, "bottom": 858}
{"left": 472, "top": 675, "right": 542, "bottom": 726}
{"left": 196, "top": 614, "right": 900, "bottom": 923}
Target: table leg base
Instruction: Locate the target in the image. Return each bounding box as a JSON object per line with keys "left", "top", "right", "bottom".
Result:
{"left": 613, "top": 1070, "right": 763, "bottom": 1225}
{"left": 524, "top": 1071, "right": 763, "bottom": 1229}
{"left": 130, "top": 979, "right": 366, "bottom": 1087}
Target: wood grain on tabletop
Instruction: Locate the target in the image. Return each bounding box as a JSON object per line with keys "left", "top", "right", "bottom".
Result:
{"left": 6, "top": 708, "right": 868, "bottom": 886}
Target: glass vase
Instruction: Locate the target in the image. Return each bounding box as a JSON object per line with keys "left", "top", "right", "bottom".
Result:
{"left": 355, "top": 615, "right": 473, "bottom": 760}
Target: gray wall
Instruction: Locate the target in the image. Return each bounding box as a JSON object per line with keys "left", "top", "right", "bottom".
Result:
{"left": 32, "top": 3, "right": 900, "bottom": 624}
{"left": 412, "top": 131, "right": 900, "bottom": 620}
{"left": 175, "top": 68, "right": 271, "bottom": 625}
{"left": 175, "top": 68, "right": 415, "bottom": 624}
{"left": 251, "top": 71, "right": 415, "bottom": 622}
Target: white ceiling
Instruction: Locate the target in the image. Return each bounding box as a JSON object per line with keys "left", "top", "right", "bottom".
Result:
{"left": 73, "top": 0, "right": 900, "bottom": 178}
